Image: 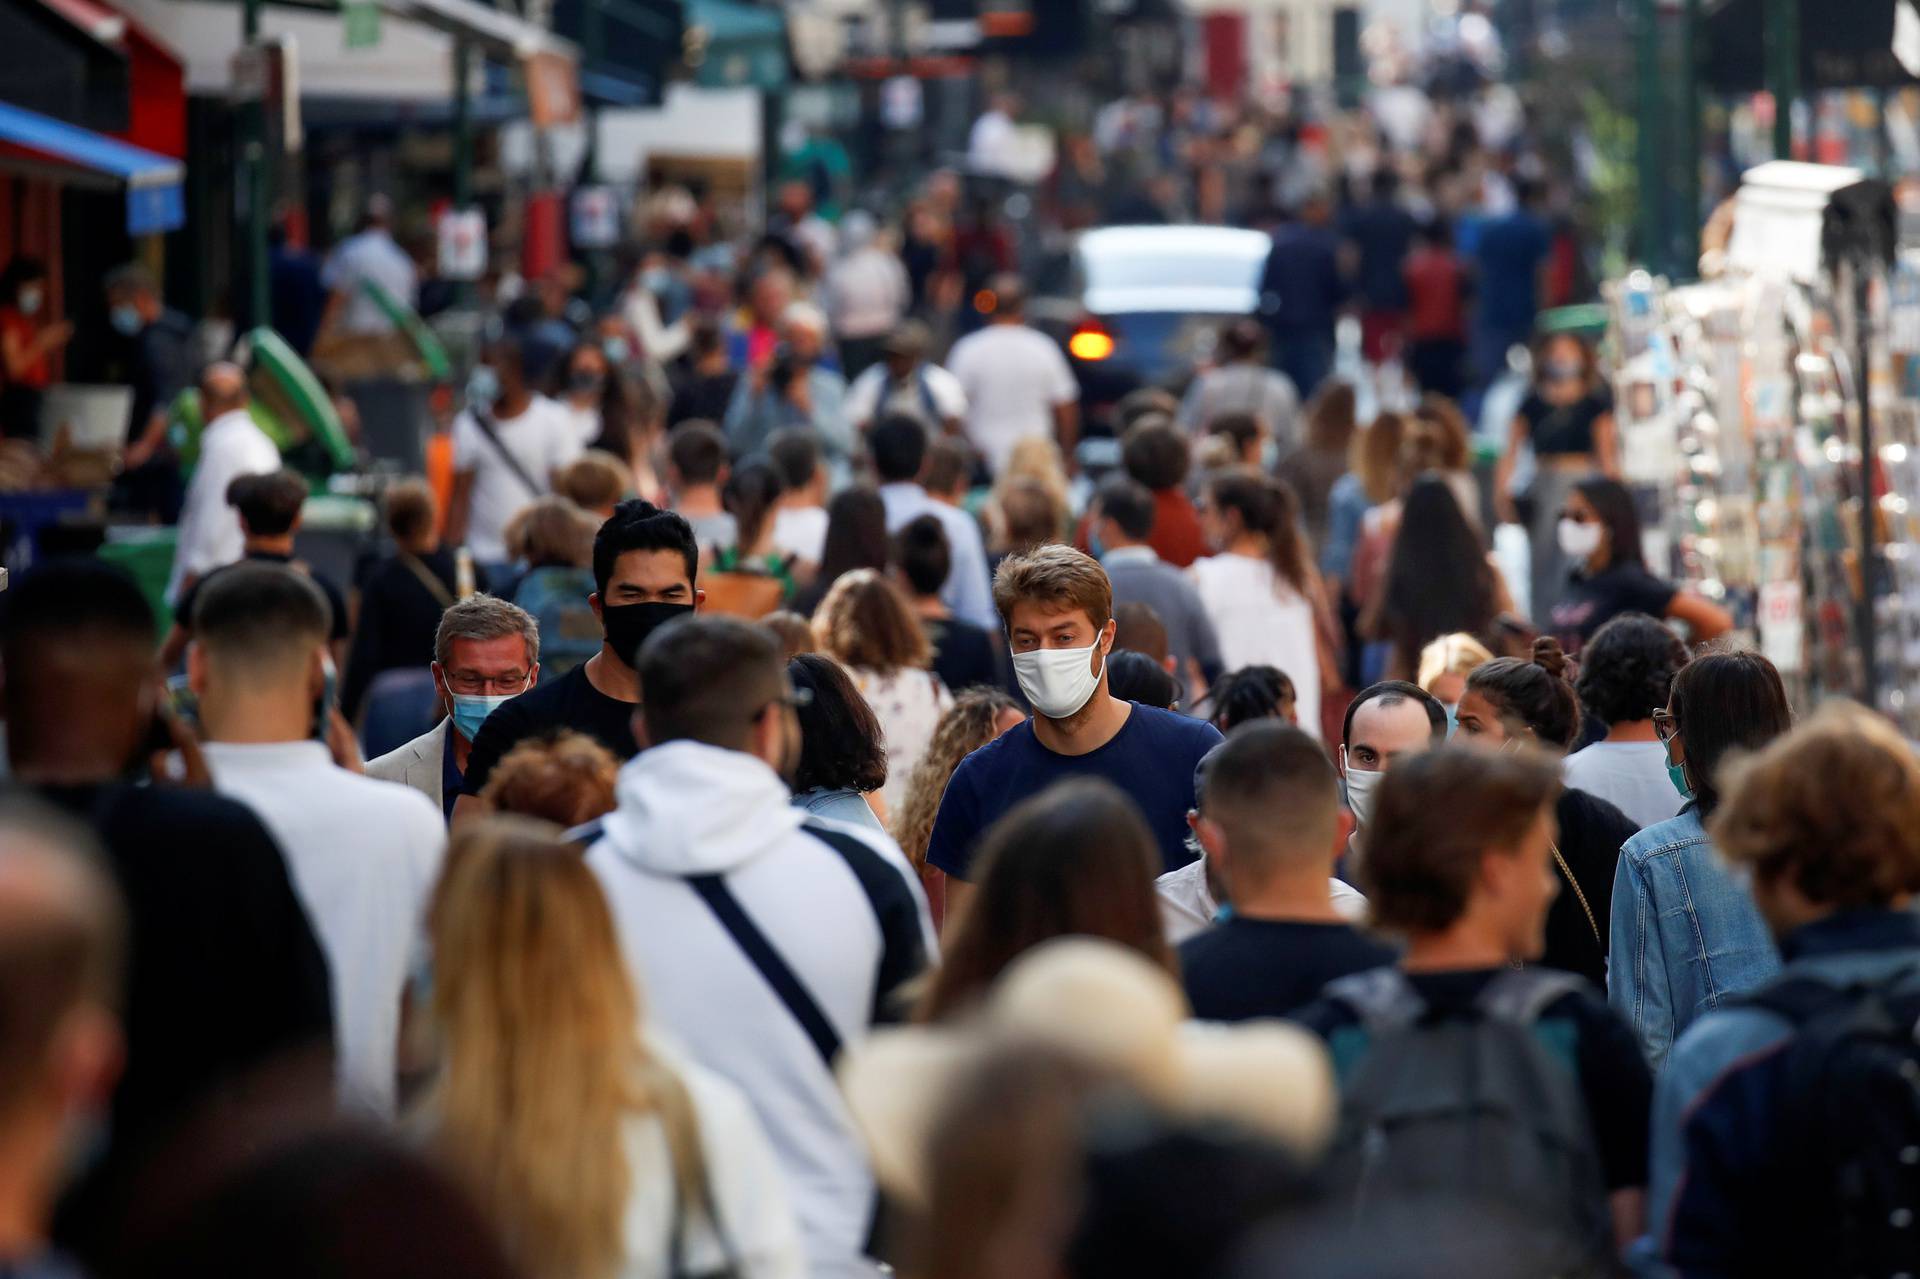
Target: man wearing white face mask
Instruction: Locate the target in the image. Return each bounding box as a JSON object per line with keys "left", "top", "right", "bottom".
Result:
{"left": 369, "top": 596, "right": 540, "bottom": 820}
{"left": 1338, "top": 681, "right": 1448, "bottom": 879}
{"left": 926, "top": 545, "right": 1224, "bottom": 914}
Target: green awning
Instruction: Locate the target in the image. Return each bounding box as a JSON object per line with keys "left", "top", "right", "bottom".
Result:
{"left": 685, "top": 0, "right": 786, "bottom": 91}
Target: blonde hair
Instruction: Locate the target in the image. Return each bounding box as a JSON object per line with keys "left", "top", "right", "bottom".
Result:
{"left": 503, "top": 497, "right": 597, "bottom": 569}
{"left": 893, "top": 689, "right": 1022, "bottom": 868}
{"left": 1711, "top": 702, "right": 1920, "bottom": 910}
{"left": 1417, "top": 632, "right": 1495, "bottom": 693}
{"left": 815, "top": 568, "right": 930, "bottom": 675}
{"left": 427, "top": 818, "right": 706, "bottom": 1279}
{"left": 1350, "top": 411, "right": 1410, "bottom": 505}
{"left": 478, "top": 732, "right": 619, "bottom": 828}
{"left": 995, "top": 439, "right": 1072, "bottom": 533}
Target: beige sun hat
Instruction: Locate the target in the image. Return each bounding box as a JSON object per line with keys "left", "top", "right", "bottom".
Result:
{"left": 837, "top": 938, "right": 1337, "bottom": 1206}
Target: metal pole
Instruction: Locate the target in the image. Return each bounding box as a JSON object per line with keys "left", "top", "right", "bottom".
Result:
{"left": 1675, "top": 0, "right": 1701, "bottom": 277}
{"left": 1635, "top": 0, "right": 1664, "bottom": 268}
{"left": 242, "top": 0, "right": 270, "bottom": 330}
{"left": 1765, "top": 0, "right": 1798, "bottom": 159}
{"left": 1857, "top": 262, "right": 1879, "bottom": 709}
{"left": 582, "top": 0, "right": 604, "bottom": 183}
{"left": 453, "top": 38, "right": 474, "bottom": 209}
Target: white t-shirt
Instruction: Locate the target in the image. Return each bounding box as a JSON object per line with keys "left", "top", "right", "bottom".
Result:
{"left": 169, "top": 408, "right": 282, "bottom": 598}
{"left": 1188, "top": 553, "right": 1322, "bottom": 740}
{"left": 452, "top": 395, "right": 583, "bottom": 562}
{"left": 845, "top": 362, "right": 968, "bottom": 432}
{"left": 322, "top": 229, "right": 418, "bottom": 335}
{"left": 1563, "top": 740, "right": 1683, "bottom": 832}
{"left": 772, "top": 505, "right": 828, "bottom": 566}
{"left": 1155, "top": 857, "right": 1368, "bottom": 946}
{"left": 562, "top": 399, "right": 603, "bottom": 447}
{"left": 823, "top": 248, "right": 909, "bottom": 341}
{"left": 204, "top": 741, "right": 446, "bottom": 1114}
{"left": 945, "top": 324, "right": 1077, "bottom": 476}
{"left": 849, "top": 666, "right": 952, "bottom": 817}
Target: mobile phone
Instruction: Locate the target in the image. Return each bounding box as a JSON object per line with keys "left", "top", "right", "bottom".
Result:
{"left": 163, "top": 673, "right": 199, "bottom": 733}
{"left": 313, "top": 654, "right": 337, "bottom": 742}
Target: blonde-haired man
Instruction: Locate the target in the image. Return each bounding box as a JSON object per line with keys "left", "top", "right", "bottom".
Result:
{"left": 926, "top": 544, "right": 1222, "bottom": 912}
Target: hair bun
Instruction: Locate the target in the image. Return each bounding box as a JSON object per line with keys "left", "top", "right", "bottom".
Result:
{"left": 1531, "top": 636, "right": 1569, "bottom": 681}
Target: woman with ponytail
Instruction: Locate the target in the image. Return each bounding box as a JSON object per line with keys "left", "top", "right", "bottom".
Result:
{"left": 1191, "top": 467, "right": 1335, "bottom": 740}
{"left": 422, "top": 817, "right": 805, "bottom": 1279}
{"left": 1452, "top": 638, "right": 1640, "bottom": 986}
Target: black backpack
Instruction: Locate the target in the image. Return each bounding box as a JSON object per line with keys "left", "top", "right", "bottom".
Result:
{"left": 1319, "top": 967, "right": 1614, "bottom": 1274}
{"left": 1735, "top": 967, "right": 1920, "bottom": 1276}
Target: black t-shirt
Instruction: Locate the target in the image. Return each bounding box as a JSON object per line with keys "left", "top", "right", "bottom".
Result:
{"left": 1544, "top": 788, "right": 1637, "bottom": 987}
{"left": 1550, "top": 561, "right": 1677, "bottom": 653}
{"left": 924, "top": 616, "right": 1005, "bottom": 696}
{"left": 27, "top": 782, "right": 333, "bottom": 1148}
{"left": 177, "top": 551, "right": 350, "bottom": 643}
{"left": 129, "top": 309, "right": 195, "bottom": 439}
{"left": 1292, "top": 967, "right": 1652, "bottom": 1190}
{"left": 341, "top": 548, "right": 462, "bottom": 722}
{"left": 1181, "top": 918, "right": 1398, "bottom": 1021}
{"left": 1519, "top": 388, "right": 1612, "bottom": 457}
{"left": 460, "top": 661, "right": 638, "bottom": 797}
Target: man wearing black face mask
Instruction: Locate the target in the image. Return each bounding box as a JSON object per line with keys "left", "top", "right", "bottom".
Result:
{"left": 451, "top": 500, "right": 704, "bottom": 826}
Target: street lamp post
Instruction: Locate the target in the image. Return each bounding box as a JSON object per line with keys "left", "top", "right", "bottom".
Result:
{"left": 1765, "top": 0, "right": 1798, "bottom": 158}
{"left": 242, "top": 0, "right": 270, "bottom": 330}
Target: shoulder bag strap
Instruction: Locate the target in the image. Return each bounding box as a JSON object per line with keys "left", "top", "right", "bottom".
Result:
{"left": 685, "top": 873, "right": 843, "bottom": 1067}
{"left": 467, "top": 406, "right": 546, "bottom": 501}
{"left": 395, "top": 550, "right": 456, "bottom": 611}
{"left": 1549, "top": 840, "right": 1602, "bottom": 953}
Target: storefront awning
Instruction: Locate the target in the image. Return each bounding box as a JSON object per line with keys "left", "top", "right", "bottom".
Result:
{"left": 0, "top": 100, "right": 184, "bottom": 234}
{"left": 685, "top": 0, "right": 788, "bottom": 91}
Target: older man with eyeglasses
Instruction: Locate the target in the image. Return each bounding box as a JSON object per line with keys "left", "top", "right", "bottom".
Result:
{"left": 367, "top": 595, "right": 540, "bottom": 819}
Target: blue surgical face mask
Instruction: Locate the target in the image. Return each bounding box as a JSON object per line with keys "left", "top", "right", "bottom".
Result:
{"left": 449, "top": 692, "right": 514, "bottom": 741}
{"left": 1668, "top": 759, "right": 1694, "bottom": 801}
{"left": 110, "top": 304, "right": 143, "bottom": 336}
{"left": 1260, "top": 437, "right": 1280, "bottom": 471}
{"left": 1443, "top": 702, "right": 1459, "bottom": 738}
{"left": 467, "top": 365, "right": 501, "bottom": 410}
{"left": 603, "top": 336, "right": 633, "bottom": 365}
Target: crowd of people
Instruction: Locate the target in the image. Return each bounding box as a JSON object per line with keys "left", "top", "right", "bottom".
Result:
{"left": 0, "top": 63, "right": 1904, "bottom": 1279}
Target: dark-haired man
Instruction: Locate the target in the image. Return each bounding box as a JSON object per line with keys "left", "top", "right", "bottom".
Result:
{"left": 447, "top": 336, "right": 580, "bottom": 568}
{"left": 163, "top": 468, "right": 348, "bottom": 669}
{"left": 1093, "top": 474, "right": 1221, "bottom": 691}
{"left": 1339, "top": 680, "right": 1447, "bottom": 878}
{"left": 871, "top": 413, "right": 995, "bottom": 629}
{"left": 192, "top": 562, "right": 441, "bottom": 1114}
{"left": 1180, "top": 723, "right": 1394, "bottom": 1019}
{"left": 585, "top": 615, "right": 931, "bottom": 1279}
{"left": 453, "top": 500, "right": 705, "bottom": 819}
{"left": 4, "top": 559, "right": 331, "bottom": 1176}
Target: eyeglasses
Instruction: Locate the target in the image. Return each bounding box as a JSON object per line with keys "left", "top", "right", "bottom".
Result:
{"left": 1652, "top": 709, "right": 1679, "bottom": 743}
{"left": 445, "top": 670, "right": 533, "bottom": 696}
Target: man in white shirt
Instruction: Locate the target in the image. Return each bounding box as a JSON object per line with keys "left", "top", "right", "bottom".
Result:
{"left": 167, "top": 362, "right": 280, "bottom": 602}
{"left": 870, "top": 414, "right": 996, "bottom": 631}
{"left": 448, "top": 336, "right": 582, "bottom": 567}
{"left": 190, "top": 562, "right": 446, "bottom": 1115}
{"left": 767, "top": 430, "right": 830, "bottom": 568}
{"left": 945, "top": 274, "right": 1079, "bottom": 477}
{"left": 843, "top": 320, "right": 966, "bottom": 436}
{"left": 321, "top": 195, "right": 418, "bottom": 337}
{"left": 967, "top": 92, "right": 1024, "bottom": 179}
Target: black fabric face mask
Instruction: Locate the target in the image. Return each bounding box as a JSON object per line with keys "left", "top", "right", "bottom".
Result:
{"left": 601, "top": 601, "right": 694, "bottom": 668}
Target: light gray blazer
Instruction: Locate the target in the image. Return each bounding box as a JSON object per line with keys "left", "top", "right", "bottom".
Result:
{"left": 366, "top": 719, "right": 452, "bottom": 814}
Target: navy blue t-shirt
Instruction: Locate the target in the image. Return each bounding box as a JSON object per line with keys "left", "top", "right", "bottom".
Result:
{"left": 925, "top": 703, "right": 1223, "bottom": 881}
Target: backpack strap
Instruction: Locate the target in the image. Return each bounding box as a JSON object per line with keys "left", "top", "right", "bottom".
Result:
{"left": 1477, "top": 967, "right": 1591, "bottom": 1025}
{"left": 466, "top": 406, "right": 547, "bottom": 502}
{"left": 1322, "top": 967, "right": 1427, "bottom": 1032}
{"left": 1738, "top": 965, "right": 1920, "bottom": 1026}
{"left": 801, "top": 819, "right": 931, "bottom": 1025}
{"left": 686, "top": 872, "right": 843, "bottom": 1068}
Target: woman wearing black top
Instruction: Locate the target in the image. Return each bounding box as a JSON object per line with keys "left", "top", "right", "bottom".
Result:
{"left": 342, "top": 479, "right": 465, "bottom": 723}
{"left": 1494, "top": 332, "right": 1618, "bottom": 624}
{"left": 1550, "top": 477, "right": 1732, "bottom": 654}
{"left": 1452, "top": 638, "right": 1640, "bottom": 987}
{"left": 890, "top": 513, "right": 1007, "bottom": 695}
{"left": 793, "top": 486, "right": 891, "bottom": 618}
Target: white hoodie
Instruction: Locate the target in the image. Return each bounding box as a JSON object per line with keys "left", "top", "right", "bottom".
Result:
{"left": 585, "top": 742, "right": 935, "bottom": 1279}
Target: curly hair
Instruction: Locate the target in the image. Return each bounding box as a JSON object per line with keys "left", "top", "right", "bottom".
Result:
{"left": 1575, "top": 613, "right": 1687, "bottom": 727}
{"left": 814, "top": 568, "right": 929, "bottom": 675}
{"left": 1202, "top": 664, "right": 1297, "bottom": 732}
{"left": 892, "top": 688, "right": 1021, "bottom": 869}
{"left": 1711, "top": 702, "right": 1920, "bottom": 911}
{"left": 479, "top": 732, "right": 619, "bottom": 829}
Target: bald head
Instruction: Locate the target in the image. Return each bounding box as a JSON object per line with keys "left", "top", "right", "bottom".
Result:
{"left": 201, "top": 363, "right": 249, "bottom": 419}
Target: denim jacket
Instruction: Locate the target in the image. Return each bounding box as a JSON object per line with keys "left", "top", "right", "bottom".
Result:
{"left": 1646, "top": 910, "right": 1920, "bottom": 1275}
{"left": 1606, "top": 809, "right": 1780, "bottom": 1073}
